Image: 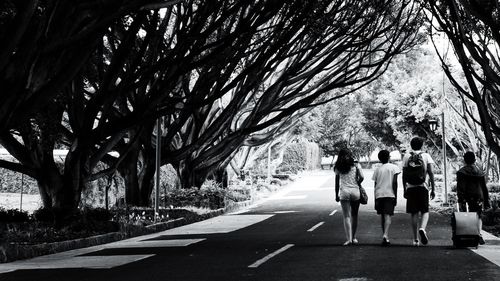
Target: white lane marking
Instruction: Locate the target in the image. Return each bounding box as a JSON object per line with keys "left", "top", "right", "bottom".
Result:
{"left": 106, "top": 239, "right": 205, "bottom": 248}
{"left": 267, "top": 195, "right": 307, "bottom": 200}
{"left": 248, "top": 244, "right": 294, "bottom": 268}
{"left": 159, "top": 214, "right": 274, "bottom": 235}
{"left": 329, "top": 210, "right": 338, "bottom": 216}
{"left": 307, "top": 222, "right": 325, "bottom": 232}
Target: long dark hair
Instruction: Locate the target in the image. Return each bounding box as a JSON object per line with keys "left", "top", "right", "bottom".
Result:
{"left": 334, "top": 149, "right": 355, "bottom": 174}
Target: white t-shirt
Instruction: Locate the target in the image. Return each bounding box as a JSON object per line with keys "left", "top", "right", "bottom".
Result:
{"left": 372, "top": 163, "right": 400, "bottom": 199}
{"left": 401, "top": 150, "right": 435, "bottom": 189}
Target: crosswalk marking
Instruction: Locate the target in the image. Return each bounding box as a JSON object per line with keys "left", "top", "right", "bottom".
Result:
{"left": 0, "top": 214, "right": 273, "bottom": 273}
{"left": 160, "top": 214, "right": 273, "bottom": 235}
{"left": 106, "top": 239, "right": 205, "bottom": 248}
{"left": 329, "top": 210, "right": 338, "bottom": 216}
{"left": 0, "top": 255, "right": 154, "bottom": 273}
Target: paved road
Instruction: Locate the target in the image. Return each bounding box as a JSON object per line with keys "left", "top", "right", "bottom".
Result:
{"left": 1, "top": 170, "right": 500, "bottom": 281}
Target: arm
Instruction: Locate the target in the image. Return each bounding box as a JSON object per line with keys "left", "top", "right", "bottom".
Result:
{"left": 480, "top": 176, "right": 490, "bottom": 209}
{"left": 335, "top": 175, "right": 340, "bottom": 202}
{"left": 427, "top": 163, "right": 435, "bottom": 199}
{"left": 356, "top": 164, "right": 364, "bottom": 183}
{"left": 402, "top": 168, "right": 408, "bottom": 198}
{"left": 456, "top": 173, "right": 466, "bottom": 203}
{"left": 392, "top": 174, "right": 398, "bottom": 197}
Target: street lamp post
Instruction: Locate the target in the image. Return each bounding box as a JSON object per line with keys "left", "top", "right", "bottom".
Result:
{"left": 154, "top": 116, "right": 162, "bottom": 222}
{"left": 428, "top": 118, "right": 448, "bottom": 206}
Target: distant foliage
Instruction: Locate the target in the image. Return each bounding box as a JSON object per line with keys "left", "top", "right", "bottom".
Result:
{"left": 278, "top": 141, "right": 321, "bottom": 173}
{"left": 0, "top": 168, "right": 38, "bottom": 194}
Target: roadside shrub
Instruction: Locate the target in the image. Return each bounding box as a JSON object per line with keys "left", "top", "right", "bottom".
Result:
{"left": 199, "top": 180, "right": 226, "bottom": 209}
{"left": 488, "top": 183, "right": 500, "bottom": 193}
{"left": 32, "top": 207, "right": 54, "bottom": 222}
{"left": 83, "top": 207, "right": 112, "bottom": 222}
{"left": 489, "top": 192, "right": 500, "bottom": 209}
{"left": 482, "top": 208, "right": 500, "bottom": 226}
{"left": 0, "top": 207, "right": 29, "bottom": 222}
{"left": 164, "top": 181, "right": 227, "bottom": 209}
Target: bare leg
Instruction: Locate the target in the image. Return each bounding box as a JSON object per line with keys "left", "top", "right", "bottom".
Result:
{"left": 351, "top": 201, "right": 360, "bottom": 240}
{"left": 411, "top": 213, "right": 419, "bottom": 241}
{"left": 381, "top": 215, "right": 385, "bottom": 234}
{"left": 420, "top": 212, "right": 429, "bottom": 230}
{"left": 352, "top": 213, "right": 358, "bottom": 239}
{"left": 383, "top": 214, "right": 392, "bottom": 238}
{"left": 341, "top": 201, "right": 352, "bottom": 243}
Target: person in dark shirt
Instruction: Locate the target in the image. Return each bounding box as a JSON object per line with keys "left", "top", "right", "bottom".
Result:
{"left": 456, "top": 151, "right": 491, "bottom": 245}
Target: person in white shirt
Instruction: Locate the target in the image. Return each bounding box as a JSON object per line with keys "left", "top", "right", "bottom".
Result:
{"left": 372, "top": 150, "right": 401, "bottom": 246}
{"left": 402, "top": 137, "right": 436, "bottom": 246}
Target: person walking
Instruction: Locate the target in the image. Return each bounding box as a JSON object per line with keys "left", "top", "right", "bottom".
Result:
{"left": 402, "top": 137, "right": 436, "bottom": 246}
{"left": 372, "top": 150, "right": 400, "bottom": 246}
{"left": 335, "top": 149, "right": 363, "bottom": 246}
{"left": 456, "top": 151, "right": 491, "bottom": 245}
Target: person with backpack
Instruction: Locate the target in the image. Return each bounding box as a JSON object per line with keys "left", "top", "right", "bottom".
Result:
{"left": 402, "top": 137, "right": 436, "bottom": 246}
{"left": 456, "top": 151, "right": 490, "bottom": 245}
{"left": 372, "top": 150, "right": 400, "bottom": 246}
{"left": 335, "top": 148, "right": 363, "bottom": 246}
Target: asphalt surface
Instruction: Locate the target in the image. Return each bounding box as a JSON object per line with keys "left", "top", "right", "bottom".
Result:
{"left": 1, "top": 170, "right": 500, "bottom": 281}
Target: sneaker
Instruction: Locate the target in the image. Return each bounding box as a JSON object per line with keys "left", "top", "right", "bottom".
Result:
{"left": 343, "top": 241, "right": 352, "bottom": 246}
{"left": 419, "top": 228, "right": 429, "bottom": 245}
{"left": 382, "top": 237, "right": 391, "bottom": 246}
{"left": 479, "top": 235, "right": 485, "bottom": 245}
{"left": 413, "top": 239, "right": 420, "bottom": 247}
{"left": 352, "top": 238, "right": 359, "bottom": 245}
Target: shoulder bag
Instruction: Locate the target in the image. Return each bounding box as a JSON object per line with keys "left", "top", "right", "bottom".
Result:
{"left": 356, "top": 166, "right": 368, "bottom": 205}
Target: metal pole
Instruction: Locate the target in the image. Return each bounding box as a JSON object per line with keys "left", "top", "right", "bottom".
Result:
{"left": 267, "top": 143, "right": 271, "bottom": 183}
{"left": 442, "top": 110, "right": 448, "bottom": 205}
{"left": 154, "top": 117, "right": 162, "bottom": 222}
{"left": 20, "top": 173, "right": 24, "bottom": 211}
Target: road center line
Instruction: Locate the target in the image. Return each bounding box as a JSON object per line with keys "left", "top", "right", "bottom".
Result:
{"left": 307, "top": 222, "right": 325, "bottom": 232}
{"left": 329, "top": 210, "right": 338, "bottom": 216}
{"left": 248, "top": 244, "right": 294, "bottom": 268}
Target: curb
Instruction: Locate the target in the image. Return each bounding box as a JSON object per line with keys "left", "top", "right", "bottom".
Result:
{"left": 0, "top": 200, "right": 254, "bottom": 263}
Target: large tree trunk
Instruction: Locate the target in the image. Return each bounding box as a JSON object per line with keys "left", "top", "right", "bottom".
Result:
{"left": 175, "top": 159, "right": 207, "bottom": 189}
{"left": 118, "top": 142, "right": 156, "bottom": 207}
{"left": 119, "top": 144, "right": 141, "bottom": 206}
{"left": 34, "top": 156, "right": 83, "bottom": 226}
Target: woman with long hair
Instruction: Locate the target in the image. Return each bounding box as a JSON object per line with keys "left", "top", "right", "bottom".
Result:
{"left": 334, "top": 148, "right": 364, "bottom": 245}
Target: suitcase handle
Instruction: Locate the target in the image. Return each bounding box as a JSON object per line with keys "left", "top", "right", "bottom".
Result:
{"left": 456, "top": 202, "right": 469, "bottom": 212}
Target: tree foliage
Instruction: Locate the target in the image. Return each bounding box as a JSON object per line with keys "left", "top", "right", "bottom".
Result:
{"left": 0, "top": 0, "right": 423, "bottom": 215}
{"left": 422, "top": 0, "right": 500, "bottom": 158}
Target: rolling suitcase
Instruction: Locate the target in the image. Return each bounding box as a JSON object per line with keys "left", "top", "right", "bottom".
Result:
{"left": 451, "top": 203, "right": 480, "bottom": 248}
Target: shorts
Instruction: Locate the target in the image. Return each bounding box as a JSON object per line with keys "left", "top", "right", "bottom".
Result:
{"left": 406, "top": 186, "right": 429, "bottom": 214}
{"left": 375, "top": 197, "right": 396, "bottom": 215}
{"left": 339, "top": 187, "right": 360, "bottom": 201}
{"left": 459, "top": 198, "right": 483, "bottom": 215}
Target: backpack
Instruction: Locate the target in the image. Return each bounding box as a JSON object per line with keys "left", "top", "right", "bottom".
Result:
{"left": 404, "top": 152, "right": 426, "bottom": 185}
